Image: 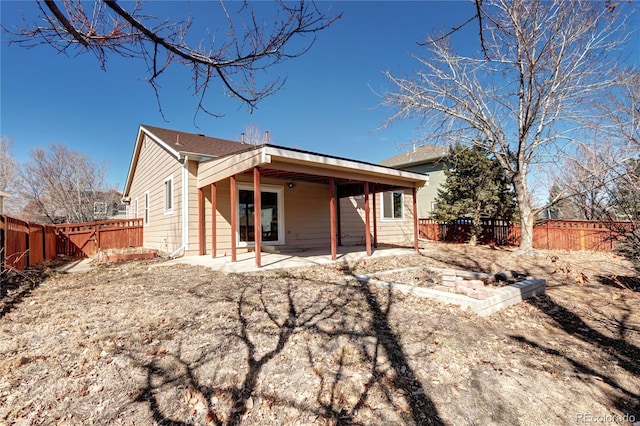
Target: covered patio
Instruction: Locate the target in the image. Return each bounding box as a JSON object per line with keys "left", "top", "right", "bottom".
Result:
{"left": 161, "top": 245, "right": 420, "bottom": 274}
{"left": 195, "top": 145, "right": 428, "bottom": 268}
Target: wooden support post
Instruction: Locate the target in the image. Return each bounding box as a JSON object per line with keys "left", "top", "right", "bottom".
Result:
{"left": 254, "top": 167, "right": 262, "bottom": 268}
{"left": 364, "top": 182, "right": 372, "bottom": 256}
{"left": 412, "top": 187, "right": 419, "bottom": 252}
{"left": 329, "top": 178, "right": 337, "bottom": 261}
{"left": 211, "top": 182, "right": 217, "bottom": 258}
{"left": 230, "top": 175, "right": 237, "bottom": 262}
{"left": 372, "top": 184, "right": 378, "bottom": 249}
{"left": 198, "top": 187, "right": 205, "bottom": 255}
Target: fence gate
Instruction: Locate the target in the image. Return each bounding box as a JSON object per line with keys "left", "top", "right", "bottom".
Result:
{"left": 56, "top": 224, "right": 98, "bottom": 257}
{"left": 55, "top": 219, "right": 144, "bottom": 258}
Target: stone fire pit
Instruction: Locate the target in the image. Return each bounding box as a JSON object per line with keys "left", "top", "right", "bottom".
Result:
{"left": 355, "top": 267, "right": 546, "bottom": 317}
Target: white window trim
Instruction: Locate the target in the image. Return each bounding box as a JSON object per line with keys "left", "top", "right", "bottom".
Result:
{"left": 144, "top": 191, "right": 150, "bottom": 226}
{"left": 236, "top": 183, "right": 285, "bottom": 246}
{"left": 134, "top": 198, "right": 139, "bottom": 219}
{"left": 93, "top": 201, "right": 107, "bottom": 215}
{"left": 164, "top": 175, "right": 174, "bottom": 215}
{"left": 380, "top": 191, "right": 405, "bottom": 222}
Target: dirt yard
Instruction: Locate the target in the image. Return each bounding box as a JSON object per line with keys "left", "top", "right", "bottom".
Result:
{"left": 1, "top": 242, "right": 639, "bottom": 425}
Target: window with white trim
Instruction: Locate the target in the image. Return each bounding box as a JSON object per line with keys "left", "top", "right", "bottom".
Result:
{"left": 134, "top": 198, "right": 139, "bottom": 219}
{"left": 381, "top": 191, "right": 404, "bottom": 220}
{"left": 144, "top": 192, "right": 150, "bottom": 225}
{"left": 164, "top": 175, "right": 174, "bottom": 214}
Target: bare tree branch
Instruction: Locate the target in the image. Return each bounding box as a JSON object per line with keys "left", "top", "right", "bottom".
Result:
{"left": 383, "top": 0, "right": 636, "bottom": 251}
{"left": 5, "top": 0, "right": 341, "bottom": 118}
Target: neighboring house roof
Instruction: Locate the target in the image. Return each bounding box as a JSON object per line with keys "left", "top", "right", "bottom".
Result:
{"left": 379, "top": 144, "right": 448, "bottom": 168}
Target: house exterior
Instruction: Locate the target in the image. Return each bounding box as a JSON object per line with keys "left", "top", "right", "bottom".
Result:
{"left": 123, "top": 125, "right": 428, "bottom": 266}
{"left": 0, "top": 191, "right": 9, "bottom": 215}
{"left": 380, "top": 144, "right": 449, "bottom": 219}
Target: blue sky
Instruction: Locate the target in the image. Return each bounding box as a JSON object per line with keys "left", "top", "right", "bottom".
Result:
{"left": 1, "top": 1, "right": 638, "bottom": 193}
{"left": 1, "top": 1, "right": 479, "bottom": 190}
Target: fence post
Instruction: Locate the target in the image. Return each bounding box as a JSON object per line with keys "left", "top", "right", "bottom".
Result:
{"left": 546, "top": 220, "right": 550, "bottom": 250}
{"left": 1, "top": 214, "right": 5, "bottom": 275}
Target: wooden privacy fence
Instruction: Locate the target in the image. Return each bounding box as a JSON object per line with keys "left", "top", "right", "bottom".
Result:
{"left": 1, "top": 215, "right": 143, "bottom": 272}
{"left": 419, "top": 218, "right": 631, "bottom": 252}
{"left": 0, "top": 215, "right": 57, "bottom": 272}
{"left": 56, "top": 218, "right": 143, "bottom": 257}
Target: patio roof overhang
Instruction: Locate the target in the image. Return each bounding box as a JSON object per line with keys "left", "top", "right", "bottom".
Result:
{"left": 197, "top": 145, "right": 428, "bottom": 196}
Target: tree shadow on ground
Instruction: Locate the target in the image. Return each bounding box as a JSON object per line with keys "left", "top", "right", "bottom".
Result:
{"left": 524, "top": 295, "right": 640, "bottom": 417}
{"left": 597, "top": 274, "right": 640, "bottom": 292}
{"left": 132, "top": 270, "right": 444, "bottom": 425}
{"left": 0, "top": 268, "right": 48, "bottom": 320}
{"left": 510, "top": 335, "right": 640, "bottom": 417}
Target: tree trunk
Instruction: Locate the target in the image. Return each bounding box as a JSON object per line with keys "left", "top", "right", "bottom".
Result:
{"left": 513, "top": 173, "right": 535, "bottom": 252}
{"left": 470, "top": 200, "right": 482, "bottom": 246}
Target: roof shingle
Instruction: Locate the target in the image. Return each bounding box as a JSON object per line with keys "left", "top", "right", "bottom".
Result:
{"left": 379, "top": 144, "right": 448, "bottom": 167}
{"left": 141, "top": 124, "right": 252, "bottom": 158}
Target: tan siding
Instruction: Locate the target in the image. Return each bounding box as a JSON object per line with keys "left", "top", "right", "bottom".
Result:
{"left": 282, "top": 181, "right": 330, "bottom": 249}
{"left": 128, "top": 135, "right": 183, "bottom": 253}
{"left": 186, "top": 160, "right": 200, "bottom": 255}
{"left": 375, "top": 189, "right": 415, "bottom": 246}
{"left": 402, "top": 163, "right": 446, "bottom": 218}
{"left": 340, "top": 190, "right": 416, "bottom": 248}
{"left": 340, "top": 196, "right": 366, "bottom": 246}
{"left": 200, "top": 176, "right": 334, "bottom": 253}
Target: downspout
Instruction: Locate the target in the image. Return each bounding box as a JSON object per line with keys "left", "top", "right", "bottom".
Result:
{"left": 182, "top": 155, "right": 190, "bottom": 251}
{"left": 169, "top": 154, "right": 190, "bottom": 259}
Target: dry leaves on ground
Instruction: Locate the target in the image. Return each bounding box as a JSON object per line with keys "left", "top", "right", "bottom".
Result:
{"left": 1, "top": 242, "right": 639, "bottom": 425}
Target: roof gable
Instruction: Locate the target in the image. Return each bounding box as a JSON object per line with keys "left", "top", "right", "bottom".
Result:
{"left": 124, "top": 125, "right": 254, "bottom": 195}
{"left": 379, "top": 144, "right": 448, "bottom": 168}
{"left": 141, "top": 124, "right": 251, "bottom": 158}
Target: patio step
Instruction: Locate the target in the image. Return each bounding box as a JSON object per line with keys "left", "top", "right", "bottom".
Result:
{"left": 253, "top": 245, "right": 306, "bottom": 254}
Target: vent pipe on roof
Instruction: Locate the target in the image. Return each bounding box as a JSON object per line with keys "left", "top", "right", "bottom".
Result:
{"left": 241, "top": 132, "right": 245, "bottom": 143}
{"left": 265, "top": 131, "right": 270, "bottom": 144}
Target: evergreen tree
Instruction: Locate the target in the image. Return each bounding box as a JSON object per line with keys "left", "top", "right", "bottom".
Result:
{"left": 431, "top": 143, "right": 515, "bottom": 244}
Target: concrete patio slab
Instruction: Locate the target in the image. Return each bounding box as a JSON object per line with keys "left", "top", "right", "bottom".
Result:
{"left": 156, "top": 246, "right": 419, "bottom": 274}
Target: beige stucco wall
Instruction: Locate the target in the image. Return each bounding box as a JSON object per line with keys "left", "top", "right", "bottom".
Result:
{"left": 127, "top": 135, "right": 184, "bottom": 253}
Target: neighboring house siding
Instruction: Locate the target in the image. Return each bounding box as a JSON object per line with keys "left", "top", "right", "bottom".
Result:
{"left": 402, "top": 163, "right": 447, "bottom": 218}
{"left": 128, "top": 135, "right": 183, "bottom": 253}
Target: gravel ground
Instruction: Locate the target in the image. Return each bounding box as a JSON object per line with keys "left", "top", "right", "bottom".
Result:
{"left": 1, "top": 242, "right": 639, "bottom": 425}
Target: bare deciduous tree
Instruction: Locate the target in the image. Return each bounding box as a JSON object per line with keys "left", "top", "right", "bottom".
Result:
{"left": 5, "top": 1, "right": 340, "bottom": 118}
{"left": 0, "top": 136, "right": 17, "bottom": 193}
{"left": 241, "top": 123, "right": 270, "bottom": 145}
{"left": 383, "top": 0, "right": 637, "bottom": 251}
{"left": 17, "top": 144, "right": 117, "bottom": 224}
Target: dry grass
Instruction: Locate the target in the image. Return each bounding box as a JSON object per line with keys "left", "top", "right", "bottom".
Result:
{"left": 1, "top": 242, "right": 639, "bottom": 425}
